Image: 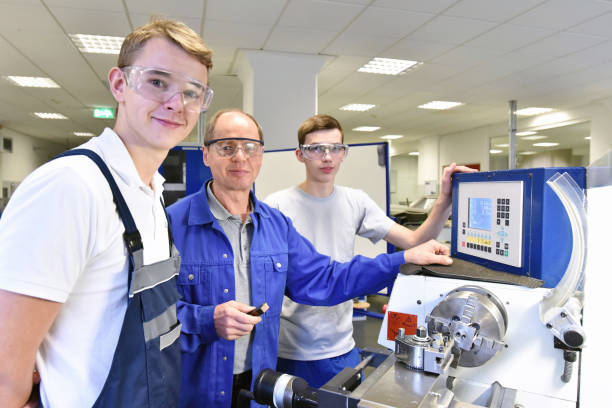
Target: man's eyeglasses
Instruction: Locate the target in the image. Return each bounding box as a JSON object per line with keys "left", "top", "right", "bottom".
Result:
{"left": 205, "top": 137, "right": 264, "bottom": 158}
{"left": 121, "top": 65, "right": 214, "bottom": 113}
{"left": 299, "top": 143, "right": 349, "bottom": 160}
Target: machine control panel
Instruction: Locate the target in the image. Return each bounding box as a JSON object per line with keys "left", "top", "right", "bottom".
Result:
{"left": 456, "top": 181, "right": 523, "bottom": 268}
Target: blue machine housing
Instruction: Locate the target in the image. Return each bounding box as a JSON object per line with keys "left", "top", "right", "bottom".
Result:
{"left": 451, "top": 167, "right": 585, "bottom": 288}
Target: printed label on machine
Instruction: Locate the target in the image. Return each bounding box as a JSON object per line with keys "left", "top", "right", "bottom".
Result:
{"left": 387, "top": 311, "right": 418, "bottom": 340}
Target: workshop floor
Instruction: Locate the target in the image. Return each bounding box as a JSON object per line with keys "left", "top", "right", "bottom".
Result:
{"left": 352, "top": 294, "right": 390, "bottom": 353}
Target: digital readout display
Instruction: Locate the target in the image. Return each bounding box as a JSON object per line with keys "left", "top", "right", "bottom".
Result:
{"left": 469, "top": 198, "right": 492, "bottom": 231}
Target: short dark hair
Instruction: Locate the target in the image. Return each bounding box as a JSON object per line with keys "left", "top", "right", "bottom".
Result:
{"left": 297, "top": 114, "right": 344, "bottom": 145}
{"left": 204, "top": 109, "right": 264, "bottom": 145}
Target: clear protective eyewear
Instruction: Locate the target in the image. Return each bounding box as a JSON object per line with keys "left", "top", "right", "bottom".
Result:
{"left": 205, "top": 137, "right": 264, "bottom": 158}
{"left": 121, "top": 65, "right": 214, "bottom": 113}
{"left": 299, "top": 143, "right": 349, "bottom": 160}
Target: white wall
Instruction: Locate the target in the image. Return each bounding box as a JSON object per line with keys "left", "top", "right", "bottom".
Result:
{"left": 390, "top": 154, "right": 419, "bottom": 204}
{"left": 0, "top": 127, "right": 67, "bottom": 184}
{"left": 589, "top": 99, "right": 612, "bottom": 164}
{"left": 440, "top": 125, "right": 492, "bottom": 172}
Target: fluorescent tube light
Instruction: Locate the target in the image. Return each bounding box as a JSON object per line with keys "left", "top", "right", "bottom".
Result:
{"left": 489, "top": 149, "right": 503, "bottom": 154}
{"left": 494, "top": 143, "right": 509, "bottom": 147}
{"left": 408, "top": 151, "right": 419, "bottom": 156}
{"left": 34, "top": 112, "right": 68, "bottom": 119}
{"left": 533, "top": 142, "right": 559, "bottom": 147}
{"left": 73, "top": 132, "right": 95, "bottom": 137}
{"left": 380, "top": 135, "right": 403, "bottom": 140}
{"left": 70, "top": 34, "right": 124, "bottom": 54}
{"left": 5, "top": 76, "right": 60, "bottom": 88}
{"left": 339, "top": 104, "right": 375, "bottom": 112}
{"left": 515, "top": 107, "right": 553, "bottom": 116}
{"left": 357, "top": 58, "right": 420, "bottom": 75}
{"left": 516, "top": 131, "right": 536, "bottom": 136}
{"left": 521, "top": 135, "right": 548, "bottom": 141}
{"left": 519, "top": 151, "right": 536, "bottom": 155}
{"left": 353, "top": 126, "right": 380, "bottom": 132}
{"left": 418, "top": 101, "right": 463, "bottom": 110}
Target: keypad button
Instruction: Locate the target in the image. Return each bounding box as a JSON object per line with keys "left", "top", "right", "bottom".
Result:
{"left": 504, "top": 243, "right": 508, "bottom": 249}
{"left": 505, "top": 220, "right": 509, "bottom": 226}
{"left": 505, "top": 205, "right": 509, "bottom": 212}
{"left": 496, "top": 242, "right": 500, "bottom": 248}
{"left": 496, "top": 219, "right": 500, "bottom": 225}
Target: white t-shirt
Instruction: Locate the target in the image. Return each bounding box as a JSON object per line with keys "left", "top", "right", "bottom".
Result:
{"left": 0, "top": 128, "right": 170, "bottom": 407}
{"left": 265, "top": 185, "right": 393, "bottom": 360}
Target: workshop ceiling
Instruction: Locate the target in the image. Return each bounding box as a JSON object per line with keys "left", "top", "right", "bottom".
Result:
{"left": 1, "top": 0, "right": 609, "bottom": 154}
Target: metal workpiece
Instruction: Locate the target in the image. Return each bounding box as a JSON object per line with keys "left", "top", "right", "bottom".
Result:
{"left": 426, "top": 286, "right": 508, "bottom": 368}
{"left": 395, "top": 326, "right": 454, "bottom": 375}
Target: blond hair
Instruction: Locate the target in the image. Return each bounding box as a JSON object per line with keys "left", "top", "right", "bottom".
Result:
{"left": 118, "top": 17, "right": 213, "bottom": 70}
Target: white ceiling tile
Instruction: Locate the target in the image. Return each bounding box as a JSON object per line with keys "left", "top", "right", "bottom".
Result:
{"left": 381, "top": 38, "right": 455, "bottom": 61}
{"left": 50, "top": 7, "right": 131, "bottom": 36}
{"left": 125, "top": 0, "right": 204, "bottom": 17}
{"left": 518, "top": 32, "right": 608, "bottom": 58}
{"left": 372, "top": 0, "right": 459, "bottom": 14}
{"left": 279, "top": 0, "right": 364, "bottom": 31}
{"left": 444, "top": 0, "right": 547, "bottom": 23}
{"left": 510, "top": 0, "right": 612, "bottom": 30}
{"left": 206, "top": 0, "right": 287, "bottom": 24}
{"left": 568, "top": 10, "right": 612, "bottom": 38}
{"left": 203, "top": 20, "right": 270, "bottom": 48}
{"left": 465, "top": 24, "right": 555, "bottom": 53}
{"left": 41, "top": 0, "right": 125, "bottom": 12}
{"left": 430, "top": 46, "right": 504, "bottom": 70}
{"left": 265, "top": 27, "right": 337, "bottom": 54}
{"left": 320, "top": 55, "right": 371, "bottom": 73}
{"left": 0, "top": 3, "right": 64, "bottom": 34}
{"left": 408, "top": 15, "right": 497, "bottom": 45}
{"left": 344, "top": 6, "right": 434, "bottom": 38}
{"left": 323, "top": 32, "right": 397, "bottom": 57}
{"left": 130, "top": 14, "right": 201, "bottom": 34}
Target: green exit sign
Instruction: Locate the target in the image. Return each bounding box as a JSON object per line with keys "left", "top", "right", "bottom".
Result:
{"left": 93, "top": 107, "right": 115, "bottom": 119}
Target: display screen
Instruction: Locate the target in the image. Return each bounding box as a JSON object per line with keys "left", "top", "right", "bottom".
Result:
{"left": 469, "top": 198, "right": 492, "bottom": 231}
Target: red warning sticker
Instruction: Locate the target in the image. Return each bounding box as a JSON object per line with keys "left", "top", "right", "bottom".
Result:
{"left": 387, "top": 311, "right": 418, "bottom": 340}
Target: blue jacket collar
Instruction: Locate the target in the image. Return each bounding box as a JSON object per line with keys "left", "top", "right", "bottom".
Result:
{"left": 187, "top": 180, "right": 269, "bottom": 226}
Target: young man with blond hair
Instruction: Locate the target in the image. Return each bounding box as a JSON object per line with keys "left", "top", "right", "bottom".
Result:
{"left": 265, "top": 114, "right": 475, "bottom": 388}
{"left": 0, "top": 18, "right": 213, "bottom": 407}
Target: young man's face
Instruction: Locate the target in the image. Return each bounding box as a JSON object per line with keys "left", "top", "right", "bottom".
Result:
{"left": 110, "top": 36, "right": 209, "bottom": 153}
{"left": 297, "top": 128, "right": 345, "bottom": 184}
{"left": 203, "top": 112, "right": 264, "bottom": 195}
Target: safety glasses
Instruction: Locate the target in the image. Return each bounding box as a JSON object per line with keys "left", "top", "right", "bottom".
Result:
{"left": 205, "top": 137, "right": 264, "bottom": 158}
{"left": 121, "top": 65, "right": 214, "bottom": 113}
{"left": 299, "top": 143, "right": 349, "bottom": 160}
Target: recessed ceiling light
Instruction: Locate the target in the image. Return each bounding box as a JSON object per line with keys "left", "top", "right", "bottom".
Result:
{"left": 515, "top": 107, "right": 553, "bottom": 116}
{"left": 357, "top": 58, "right": 420, "bottom": 75}
{"left": 585, "top": 136, "right": 591, "bottom": 140}
{"left": 34, "top": 112, "right": 68, "bottom": 119}
{"left": 494, "top": 143, "right": 509, "bottom": 147}
{"left": 5, "top": 76, "right": 60, "bottom": 88}
{"left": 533, "top": 142, "right": 559, "bottom": 147}
{"left": 73, "top": 132, "right": 95, "bottom": 137}
{"left": 519, "top": 151, "right": 536, "bottom": 155}
{"left": 516, "top": 131, "right": 537, "bottom": 136}
{"left": 489, "top": 149, "right": 503, "bottom": 154}
{"left": 353, "top": 126, "right": 380, "bottom": 132}
{"left": 521, "top": 135, "right": 548, "bottom": 141}
{"left": 408, "top": 151, "right": 419, "bottom": 156}
{"left": 380, "top": 135, "right": 403, "bottom": 140}
{"left": 418, "top": 101, "right": 464, "bottom": 110}
{"left": 70, "top": 34, "right": 124, "bottom": 54}
{"left": 339, "top": 103, "right": 375, "bottom": 112}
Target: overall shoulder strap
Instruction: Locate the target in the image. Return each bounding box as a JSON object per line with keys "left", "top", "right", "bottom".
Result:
{"left": 54, "top": 149, "right": 143, "bottom": 254}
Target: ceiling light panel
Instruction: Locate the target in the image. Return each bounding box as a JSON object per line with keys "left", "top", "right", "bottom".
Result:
{"left": 5, "top": 76, "right": 60, "bottom": 88}
{"left": 515, "top": 107, "right": 553, "bottom": 116}
{"left": 353, "top": 126, "right": 380, "bottom": 132}
{"left": 408, "top": 151, "right": 419, "bottom": 156}
{"left": 418, "top": 101, "right": 464, "bottom": 110}
{"left": 34, "top": 112, "right": 68, "bottom": 119}
{"left": 521, "top": 135, "right": 548, "bottom": 140}
{"left": 357, "top": 58, "right": 420, "bottom": 75}
{"left": 380, "top": 135, "right": 403, "bottom": 140}
{"left": 340, "top": 104, "right": 375, "bottom": 112}
{"left": 73, "top": 132, "right": 95, "bottom": 137}
{"left": 70, "top": 34, "right": 124, "bottom": 54}
{"left": 516, "top": 131, "right": 537, "bottom": 136}
{"left": 489, "top": 149, "right": 503, "bottom": 154}
{"left": 533, "top": 142, "right": 559, "bottom": 147}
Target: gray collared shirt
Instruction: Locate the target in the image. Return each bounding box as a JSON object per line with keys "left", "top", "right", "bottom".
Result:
{"left": 206, "top": 181, "right": 254, "bottom": 374}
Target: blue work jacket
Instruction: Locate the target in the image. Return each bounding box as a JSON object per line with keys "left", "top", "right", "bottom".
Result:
{"left": 167, "top": 182, "right": 405, "bottom": 408}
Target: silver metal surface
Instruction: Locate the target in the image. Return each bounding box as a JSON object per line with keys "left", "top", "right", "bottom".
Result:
{"left": 427, "top": 286, "right": 507, "bottom": 367}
